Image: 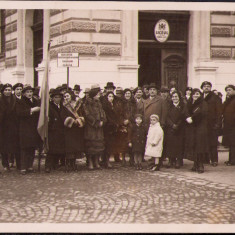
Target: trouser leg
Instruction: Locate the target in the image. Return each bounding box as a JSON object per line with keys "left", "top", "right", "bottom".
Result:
{"left": 15, "top": 153, "right": 21, "bottom": 170}
{"left": 210, "top": 146, "right": 218, "bottom": 163}
{"left": 229, "top": 146, "right": 235, "bottom": 165}
{"left": 28, "top": 148, "right": 35, "bottom": 170}
{"left": 45, "top": 154, "right": 53, "bottom": 171}
{"left": 1, "top": 153, "right": 9, "bottom": 169}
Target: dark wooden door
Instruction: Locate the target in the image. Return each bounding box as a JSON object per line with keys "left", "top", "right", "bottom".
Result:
{"left": 31, "top": 10, "right": 43, "bottom": 87}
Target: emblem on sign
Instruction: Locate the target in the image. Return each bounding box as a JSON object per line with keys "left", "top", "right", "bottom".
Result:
{"left": 154, "top": 19, "right": 170, "bottom": 43}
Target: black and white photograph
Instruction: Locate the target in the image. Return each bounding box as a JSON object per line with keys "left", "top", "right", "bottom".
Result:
{"left": 0, "top": 1, "right": 235, "bottom": 233}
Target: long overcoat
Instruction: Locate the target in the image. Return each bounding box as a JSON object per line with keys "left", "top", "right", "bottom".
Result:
{"left": 165, "top": 101, "right": 186, "bottom": 158}
{"left": 222, "top": 95, "right": 235, "bottom": 147}
{"left": 204, "top": 92, "right": 222, "bottom": 146}
{"left": 184, "top": 97, "right": 209, "bottom": 160}
{"left": 0, "top": 95, "right": 19, "bottom": 153}
{"left": 143, "top": 96, "right": 168, "bottom": 127}
{"left": 135, "top": 98, "right": 145, "bottom": 116}
{"left": 60, "top": 99, "right": 85, "bottom": 154}
{"left": 16, "top": 96, "right": 41, "bottom": 149}
{"left": 48, "top": 101, "right": 65, "bottom": 155}
{"left": 83, "top": 98, "right": 107, "bottom": 155}
{"left": 102, "top": 98, "right": 121, "bottom": 155}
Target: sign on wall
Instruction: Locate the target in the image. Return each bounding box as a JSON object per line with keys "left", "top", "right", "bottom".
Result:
{"left": 57, "top": 53, "right": 79, "bottom": 67}
{"left": 154, "top": 19, "right": 170, "bottom": 43}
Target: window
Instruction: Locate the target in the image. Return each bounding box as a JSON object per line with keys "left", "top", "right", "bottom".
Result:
{"left": 0, "top": 10, "right": 5, "bottom": 57}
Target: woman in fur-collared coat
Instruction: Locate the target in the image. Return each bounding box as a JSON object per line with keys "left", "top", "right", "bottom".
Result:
{"left": 83, "top": 85, "right": 107, "bottom": 170}
{"left": 60, "top": 90, "right": 85, "bottom": 171}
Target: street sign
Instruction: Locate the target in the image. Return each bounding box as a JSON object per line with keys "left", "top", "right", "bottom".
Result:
{"left": 154, "top": 19, "right": 170, "bottom": 43}
{"left": 57, "top": 53, "right": 79, "bottom": 67}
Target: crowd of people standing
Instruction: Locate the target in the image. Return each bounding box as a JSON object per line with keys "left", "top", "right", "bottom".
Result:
{"left": 0, "top": 80, "right": 234, "bottom": 175}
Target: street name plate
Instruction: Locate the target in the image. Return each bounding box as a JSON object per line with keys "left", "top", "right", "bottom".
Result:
{"left": 57, "top": 53, "right": 79, "bottom": 67}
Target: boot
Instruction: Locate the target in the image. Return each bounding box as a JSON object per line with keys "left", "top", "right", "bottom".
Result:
{"left": 94, "top": 155, "right": 101, "bottom": 169}
{"left": 175, "top": 158, "right": 181, "bottom": 169}
{"left": 197, "top": 154, "right": 204, "bottom": 173}
{"left": 87, "top": 155, "right": 94, "bottom": 170}
{"left": 121, "top": 153, "right": 126, "bottom": 166}
{"left": 105, "top": 155, "right": 112, "bottom": 168}
{"left": 191, "top": 161, "right": 198, "bottom": 172}
{"left": 114, "top": 154, "right": 121, "bottom": 162}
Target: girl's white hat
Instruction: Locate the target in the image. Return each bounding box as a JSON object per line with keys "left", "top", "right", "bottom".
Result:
{"left": 150, "top": 114, "right": 159, "bottom": 121}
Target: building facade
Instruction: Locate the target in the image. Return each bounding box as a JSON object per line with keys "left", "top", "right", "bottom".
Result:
{"left": 0, "top": 9, "right": 235, "bottom": 96}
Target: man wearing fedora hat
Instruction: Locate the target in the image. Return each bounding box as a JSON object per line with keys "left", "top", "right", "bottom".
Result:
{"left": 201, "top": 81, "right": 222, "bottom": 166}
{"left": 73, "top": 84, "right": 82, "bottom": 101}
{"left": 143, "top": 83, "right": 168, "bottom": 128}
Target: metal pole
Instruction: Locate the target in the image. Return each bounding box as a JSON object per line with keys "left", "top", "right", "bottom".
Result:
{"left": 67, "top": 67, "right": 69, "bottom": 90}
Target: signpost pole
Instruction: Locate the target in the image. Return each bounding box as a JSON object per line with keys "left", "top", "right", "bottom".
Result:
{"left": 67, "top": 66, "right": 69, "bottom": 89}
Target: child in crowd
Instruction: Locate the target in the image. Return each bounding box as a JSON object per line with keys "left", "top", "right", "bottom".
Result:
{"left": 144, "top": 114, "right": 164, "bottom": 171}
{"left": 128, "top": 114, "right": 146, "bottom": 170}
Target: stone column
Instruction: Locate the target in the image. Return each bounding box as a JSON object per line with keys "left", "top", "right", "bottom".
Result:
{"left": 11, "top": 10, "right": 25, "bottom": 83}
{"left": 118, "top": 10, "right": 139, "bottom": 88}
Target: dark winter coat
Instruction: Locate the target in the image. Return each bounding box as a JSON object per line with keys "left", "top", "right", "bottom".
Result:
{"left": 48, "top": 101, "right": 65, "bottom": 154}
{"left": 0, "top": 95, "right": 20, "bottom": 153}
{"left": 184, "top": 97, "right": 209, "bottom": 160}
{"left": 16, "top": 96, "right": 41, "bottom": 149}
{"left": 102, "top": 98, "right": 122, "bottom": 154}
{"left": 143, "top": 96, "right": 168, "bottom": 127}
{"left": 204, "top": 92, "right": 222, "bottom": 146}
{"left": 83, "top": 98, "right": 107, "bottom": 155}
{"left": 60, "top": 99, "right": 85, "bottom": 154}
{"left": 165, "top": 101, "right": 186, "bottom": 157}
{"left": 122, "top": 98, "right": 137, "bottom": 124}
{"left": 129, "top": 123, "right": 147, "bottom": 154}
{"left": 135, "top": 98, "right": 145, "bottom": 116}
{"left": 222, "top": 95, "right": 235, "bottom": 146}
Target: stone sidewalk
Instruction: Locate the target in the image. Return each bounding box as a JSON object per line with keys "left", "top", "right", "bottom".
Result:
{"left": 0, "top": 151, "right": 234, "bottom": 233}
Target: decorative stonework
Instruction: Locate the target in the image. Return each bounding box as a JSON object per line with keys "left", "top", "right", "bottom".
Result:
{"left": 61, "top": 21, "right": 96, "bottom": 34}
{"left": 50, "top": 26, "right": 61, "bottom": 38}
{"left": 211, "top": 26, "right": 231, "bottom": 37}
{"left": 5, "top": 10, "right": 17, "bottom": 17}
{"left": 232, "top": 49, "right": 235, "bottom": 59}
{"left": 211, "top": 48, "right": 231, "bottom": 58}
{"left": 5, "top": 22, "right": 17, "bottom": 35}
{"left": 211, "top": 11, "right": 231, "bottom": 15}
{"left": 5, "top": 56, "right": 17, "bottom": 68}
{"left": 5, "top": 40, "right": 17, "bottom": 51}
{"left": 99, "top": 46, "right": 121, "bottom": 56}
{"left": 99, "top": 23, "right": 121, "bottom": 33}
{"left": 71, "top": 45, "right": 96, "bottom": 55}
{"left": 50, "top": 9, "right": 66, "bottom": 16}
{"left": 50, "top": 44, "right": 96, "bottom": 59}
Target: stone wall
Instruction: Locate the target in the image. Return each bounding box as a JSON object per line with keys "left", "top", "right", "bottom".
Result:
{"left": 49, "top": 10, "right": 122, "bottom": 60}
{"left": 211, "top": 11, "right": 235, "bottom": 60}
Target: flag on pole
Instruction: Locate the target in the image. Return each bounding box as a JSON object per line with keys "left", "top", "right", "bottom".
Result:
{"left": 37, "top": 41, "right": 51, "bottom": 152}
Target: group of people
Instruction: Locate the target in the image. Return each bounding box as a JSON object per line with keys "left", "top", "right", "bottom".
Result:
{"left": 0, "top": 80, "right": 234, "bottom": 175}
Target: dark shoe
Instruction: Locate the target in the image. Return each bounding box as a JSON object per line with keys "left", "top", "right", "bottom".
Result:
{"left": 197, "top": 164, "right": 204, "bottom": 173}
{"left": 225, "top": 162, "right": 233, "bottom": 166}
{"left": 212, "top": 162, "right": 218, "bottom": 167}
{"left": 191, "top": 162, "right": 198, "bottom": 172}
{"left": 166, "top": 161, "right": 171, "bottom": 168}
{"left": 27, "top": 168, "right": 36, "bottom": 173}
{"left": 45, "top": 168, "right": 51, "bottom": 173}
{"left": 139, "top": 164, "right": 143, "bottom": 170}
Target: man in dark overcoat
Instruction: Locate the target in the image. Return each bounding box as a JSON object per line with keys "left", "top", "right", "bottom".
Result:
{"left": 0, "top": 83, "right": 20, "bottom": 170}
{"left": 222, "top": 85, "right": 235, "bottom": 166}
{"left": 133, "top": 86, "right": 144, "bottom": 116}
{"left": 16, "top": 85, "right": 41, "bottom": 175}
{"left": 45, "top": 89, "right": 65, "bottom": 173}
{"left": 143, "top": 83, "right": 168, "bottom": 128}
{"left": 201, "top": 81, "right": 222, "bottom": 166}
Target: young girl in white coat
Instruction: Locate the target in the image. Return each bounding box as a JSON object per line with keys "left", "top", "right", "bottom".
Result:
{"left": 144, "top": 114, "right": 164, "bottom": 171}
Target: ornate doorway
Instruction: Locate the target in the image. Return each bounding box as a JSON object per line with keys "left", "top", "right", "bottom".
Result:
{"left": 138, "top": 11, "right": 189, "bottom": 93}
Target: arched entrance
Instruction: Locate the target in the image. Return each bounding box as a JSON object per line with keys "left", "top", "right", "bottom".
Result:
{"left": 31, "top": 10, "right": 43, "bottom": 87}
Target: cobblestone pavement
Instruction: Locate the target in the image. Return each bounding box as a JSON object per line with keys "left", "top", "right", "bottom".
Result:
{"left": 0, "top": 153, "right": 235, "bottom": 226}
